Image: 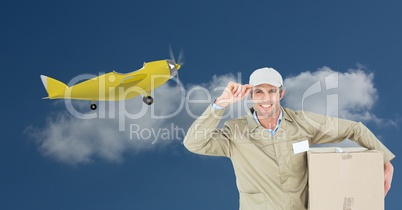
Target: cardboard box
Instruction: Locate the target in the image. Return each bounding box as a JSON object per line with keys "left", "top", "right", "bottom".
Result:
{"left": 308, "top": 147, "right": 384, "bottom": 210}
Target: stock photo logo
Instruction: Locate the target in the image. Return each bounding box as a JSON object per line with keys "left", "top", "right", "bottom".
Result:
{"left": 31, "top": 66, "right": 386, "bottom": 164}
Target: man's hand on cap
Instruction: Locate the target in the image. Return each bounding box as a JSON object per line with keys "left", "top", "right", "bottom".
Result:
{"left": 215, "top": 82, "right": 252, "bottom": 108}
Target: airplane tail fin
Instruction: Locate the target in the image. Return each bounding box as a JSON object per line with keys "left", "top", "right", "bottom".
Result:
{"left": 40, "top": 75, "right": 67, "bottom": 98}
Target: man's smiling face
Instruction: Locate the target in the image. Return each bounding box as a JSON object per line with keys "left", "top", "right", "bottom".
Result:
{"left": 251, "top": 84, "right": 285, "bottom": 119}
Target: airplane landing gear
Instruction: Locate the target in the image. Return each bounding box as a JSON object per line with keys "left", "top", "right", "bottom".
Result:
{"left": 90, "top": 104, "right": 97, "bottom": 110}
{"left": 143, "top": 96, "right": 154, "bottom": 105}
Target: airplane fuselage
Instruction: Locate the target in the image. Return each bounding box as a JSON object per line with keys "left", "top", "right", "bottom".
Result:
{"left": 50, "top": 60, "right": 175, "bottom": 101}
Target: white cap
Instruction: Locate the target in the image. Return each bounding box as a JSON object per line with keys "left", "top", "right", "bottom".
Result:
{"left": 249, "top": 67, "right": 283, "bottom": 87}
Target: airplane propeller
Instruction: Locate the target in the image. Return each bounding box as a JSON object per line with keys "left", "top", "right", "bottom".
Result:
{"left": 169, "top": 44, "right": 184, "bottom": 77}
{"left": 168, "top": 45, "right": 185, "bottom": 96}
{"left": 142, "top": 46, "right": 184, "bottom": 106}
{"left": 176, "top": 48, "right": 184, "bottom": 81}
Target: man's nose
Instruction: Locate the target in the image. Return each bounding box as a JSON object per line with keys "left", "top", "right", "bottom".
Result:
{"left": 262, "top": 93, "right": 272, "bottom": 101}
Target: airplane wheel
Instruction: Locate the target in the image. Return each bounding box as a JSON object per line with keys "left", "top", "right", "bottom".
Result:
{"left": 90, "top": 104, "right": 97, "bottom": 110}
{"left": 143, "top": 96, "right": 154, "bottom": 105}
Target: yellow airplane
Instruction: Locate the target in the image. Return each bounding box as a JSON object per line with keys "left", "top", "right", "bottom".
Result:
{"left": 40, "top": 59, "right": 181, "bottom": 110}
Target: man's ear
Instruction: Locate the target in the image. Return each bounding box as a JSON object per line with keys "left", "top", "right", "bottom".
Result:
{"left": 279, "top": 90, "right": 285, "bottom": 100}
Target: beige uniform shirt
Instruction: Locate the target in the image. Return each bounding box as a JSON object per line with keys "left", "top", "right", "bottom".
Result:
{"left": 184, "top": 105, "right": 395, "bottom": 210}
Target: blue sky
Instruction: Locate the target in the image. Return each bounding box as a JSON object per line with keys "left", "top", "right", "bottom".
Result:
{"left": 1, "top": 0, "right": 401, "bottom": 209}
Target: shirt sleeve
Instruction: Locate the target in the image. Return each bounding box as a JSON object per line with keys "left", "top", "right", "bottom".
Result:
{"left": 212, "top": 102, "right": 225, "bottom": 110}
{"left": 183, "top": 104, "right": 232, "bottom": 157}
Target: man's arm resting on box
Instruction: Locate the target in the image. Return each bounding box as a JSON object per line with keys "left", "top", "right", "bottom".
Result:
{"left": 305, "top": 113, "right": 395, "bottom": 163}
{"left": 302, "top": 112, "right": 396, "bottom": 196}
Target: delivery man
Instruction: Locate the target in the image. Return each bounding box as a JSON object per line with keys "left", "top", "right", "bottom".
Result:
{"left": 184, "top": 67, "right": 395, "bottom": 210}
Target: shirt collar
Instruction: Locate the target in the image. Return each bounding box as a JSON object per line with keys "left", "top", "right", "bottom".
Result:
{"left": 252, "top": 109, "right": 283, "bottom": 135}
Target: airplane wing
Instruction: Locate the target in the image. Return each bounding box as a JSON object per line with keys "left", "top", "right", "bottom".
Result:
{"left": 120, "top": 73, "right": 147, "bottom": 85}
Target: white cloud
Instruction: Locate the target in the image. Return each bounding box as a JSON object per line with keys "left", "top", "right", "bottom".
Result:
{"left": 26, "top": 74, "right": 239, "bottom": 164}
{"left": 283, "top": 66, "right": 388, "bottom": 123}
{"left": 282, "top": 66, "right": 397, "bottom": 147}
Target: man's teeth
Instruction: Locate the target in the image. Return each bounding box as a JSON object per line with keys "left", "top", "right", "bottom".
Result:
{"left": 260, "top": 104, "right": 272, "bottom": 108}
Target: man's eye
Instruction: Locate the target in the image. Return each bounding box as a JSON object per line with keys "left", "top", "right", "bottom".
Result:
{"left": 269, "top": 89, "right": 277, "bottom": 94}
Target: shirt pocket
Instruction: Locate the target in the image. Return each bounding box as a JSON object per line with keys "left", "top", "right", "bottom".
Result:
{"left": 287, "top": 139, "right": 308, "bottom": 173}
{"left": 240, "top": 192, "right": 267, "bottom": 210}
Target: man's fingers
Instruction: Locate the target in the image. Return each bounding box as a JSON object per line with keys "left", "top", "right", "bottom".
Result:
{"left": 217, "top": 82, "right": 251, "bottom": 107}
{"left": 227, "top": 82, "right": 237, "bottom": 92}
{"left": 235, "top": 84, "right": 243, "bottom": 96}
{"left": 223, "top": 82, "right": 252, "bottom": 99}
{"left": 236, "top": 85, "right": 248, "bottom": 97}
{"left": 385, "top": 182, "right": 391, "bottom": 196}
{"left": 240, "top": 84, "right": 252, "bottom": 97}
{"left": 238, "top": 85, "right": 246, "bottom": 97}
{"left": 242, "top": 85, "right": 250, "bottom": 97}
{"left": 384, "top": 178, "right": 392, "bottom": 196}
{"left": 245, "top": 84, "right": 252, "bottom": 92}
{"left": 384, "top": 162, "right": 394, "bottom": 197}
{"left": 245, "top": 86, "right": 252, "bottom": 95}
{"left": 224, "top": 82, "right": 237, "bottom": 96}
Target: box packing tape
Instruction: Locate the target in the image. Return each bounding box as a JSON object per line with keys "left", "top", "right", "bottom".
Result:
{"left": 343, "top": 197, "right": 354, "bottom": 210}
